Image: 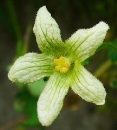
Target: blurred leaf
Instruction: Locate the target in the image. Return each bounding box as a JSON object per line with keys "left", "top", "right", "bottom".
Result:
{"left": 82, "top": 58, "right": 92, "bottom": 66}
{"left": 108, "top": 40, "right": 117, "bottom": 62}
{"left": 97, "top": 41, "right": 117, "bottom": 51}
{"left": 16, "top": 82, "right": 25, "bottom": 89}
{"left": 14, "top": 90, "right": 39, "bottom": 126}
{"left": 27, "top": 79, "right": 46, "bottom": 97}
{"left": 108, "top": 48, "right": 117, "bottom": 62}
{"left": 7, "top": 64, "right": 13, "bottom": 71}
{"left": 97, "top": 40, "right": 117, "bottom": 62}
{"left": 111, "top": 81, "right": 117, "bottom": 89}
{"left": 23, "top": 113, "right": 39, "bottom": 126}
{"left": 14, "top": 100, "right": 23, "bottom": 112}
{"left": 15, "top": 126, "right": 26, "bottom": 130}
{"left": 16, "top": 40, "right": 24, "bottom": 57}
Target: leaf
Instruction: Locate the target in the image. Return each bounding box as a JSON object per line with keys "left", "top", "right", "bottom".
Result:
{"left": 23, "top": 113, "right": 39, "bottom": 126}
{"left": 14, "top": 90, "right": 40, "bottom": 126}
{"left": 111, "top": 81, "right": 117, "bottom": 89}
{"left": 108, "top": 40, "right": 117, "bottom": 62}
{"left": 97, "top": 40, "right": 117, "bottom": 62}
{"left": 108, "top": 48, "right": 117, "bottom": 62}
{"left": 16, "top": 82, "right": 26, "bottom": 89}
{"left": 27, "top": 79, "right": 46, "bottom": 97}
{"left": 82, "top": 58, "right": 92, "bottom": 66}
{"left": 97, "top": 41, "right": 117, "bottom": 52}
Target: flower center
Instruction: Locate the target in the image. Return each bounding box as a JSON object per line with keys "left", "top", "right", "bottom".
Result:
{"left": 54, "top": 56, "right": 71, "bottom": 73}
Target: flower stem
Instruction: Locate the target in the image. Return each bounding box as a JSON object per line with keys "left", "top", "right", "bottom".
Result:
{"left": 94, "top": 59, "right": 112, "bottom": 78}
{"left": 22, "top": 22, "right": 32, "bottom": 54}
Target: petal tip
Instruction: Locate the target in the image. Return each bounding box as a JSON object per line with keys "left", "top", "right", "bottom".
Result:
{"left": 41, "top": 5, "right": 47, "bottom": 10}
{"left": 37, "top": 114, "right": 51, "bottom": 126}
{"left": 36, "top": 5, "right": 48, "bottom": 16}
{"left": 38, "top": 118, "right": 51, "bottom": 126}
{"left": 8, "top": 67, "right": 15, "bottom": 82}
{"left": 37, "top": 101, "right": 53, "bottom": 126}
{"left": 98, "top": 21, "right": 109, "bottom": 30}
{"left": 33, "top": 5, "right": 48, "bottom": 31}
{"left": 96, "top": 99, "right": 106, "bottom": 105}
{"left": 95, "top": 92, "right": 106, "bottom": 105}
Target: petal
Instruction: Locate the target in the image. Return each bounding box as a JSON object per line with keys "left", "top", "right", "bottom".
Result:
{"left": 8, "top": 53, "right": 54, "bottom": 83}
{"left": 66, "top": 22, "right": 109, "bottom": 62}
{"left": 37, "top": 73, "right": 71, "bottom": 126}
{"left": 71, "top": 64, "right": 106, "bottom": 105}
{"left": 33, "top": 6, "right": 64, "bottom": 55}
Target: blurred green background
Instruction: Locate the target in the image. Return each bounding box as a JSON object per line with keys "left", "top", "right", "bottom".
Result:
{"left": 0, "top": 0, "right": 117, "bottom": 130}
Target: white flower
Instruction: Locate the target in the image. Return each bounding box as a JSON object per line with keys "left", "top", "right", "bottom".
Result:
{"left": 8, "top": 6, "right": 109, "bottom": 126}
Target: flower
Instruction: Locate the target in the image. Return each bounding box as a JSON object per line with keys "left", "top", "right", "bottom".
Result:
{"left": 8, "top": 6, "right": 109, "bottom": 126}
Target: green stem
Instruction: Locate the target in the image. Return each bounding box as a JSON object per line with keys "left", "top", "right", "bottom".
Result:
{"left": 6, "top": 0, "right": 22, "bottom": 41}
{"left": 94, "top": 59, "right": 112, "bottom": 78}
{"left": 22, "top": 23, "right": 32, "bottom": 54}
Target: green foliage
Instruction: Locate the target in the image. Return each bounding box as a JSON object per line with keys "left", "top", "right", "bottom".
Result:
{"left": 98, "top": 40, "right": 117, "bottom": 62}
{"left": 16, "top": 82, "right": 26, "bottom": 90}
{"left": 82, "top": 59, "right": 92, "bottom": 66}
{"left": 14, "top": 90, "right": 41, "bottom": 127}
{"left": 14, "top": 78, "right": 46, "bottom": 96}
{"left": 111, "top": 81, "right": 117, "bottom": 89}
{"left": 27, "top": 79, "right": 46, "bottom": 97}
{"left": 108, "top": 40, "right": 117, "bottom": 62}
{"left": 14, "top": 78, "right": 47, "bottom": 128}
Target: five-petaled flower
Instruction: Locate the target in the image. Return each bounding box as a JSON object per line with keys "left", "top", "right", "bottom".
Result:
{"left": 8, "top": 6, "right": 109, "bottom": 126}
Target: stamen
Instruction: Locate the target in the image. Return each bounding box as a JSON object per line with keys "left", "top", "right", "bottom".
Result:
{"left": 54, "top": 56, "right": 71, "bottom": 73}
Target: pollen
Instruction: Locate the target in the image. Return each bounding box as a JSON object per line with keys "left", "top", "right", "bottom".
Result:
{"left": 54, "top": 56, "right": 71, "bottom": 73}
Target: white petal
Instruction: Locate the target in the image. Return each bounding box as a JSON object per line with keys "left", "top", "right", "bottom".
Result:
{"left": 71, "top": 64, "right": 106, "bottom": 105}
{"left": 33, "top": 6, "right": 64, "bottom": 54}
{"left": 37, "top": 73, "right": 71, "bottom": 126}
{"left": 8, "top": 53, "right": 54, "bottom": 83}
{"left": 66, "top": 22, "right": 109, "bottom": 62}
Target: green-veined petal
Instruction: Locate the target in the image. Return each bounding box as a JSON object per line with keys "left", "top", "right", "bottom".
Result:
{"left": 71, "top": 64, "right": 106, "bottom": 105}
{"left": 8, "top": 53, "right": 54, "bottom": 83}
{"left": 33, "top": 6, "right": 64, "bottom": 55}
{"left": 37, "top": 73, "right": 71, "bottom": 126}
{"left": 66, "top": 22, "right": 109, "bottom": 62}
